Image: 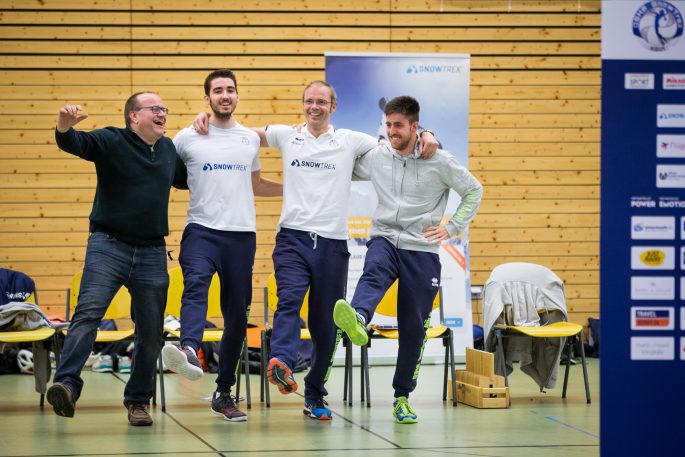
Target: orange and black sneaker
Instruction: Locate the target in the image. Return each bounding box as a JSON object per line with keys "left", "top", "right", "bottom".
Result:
{"left": 267, "top": 357, "right": 298, "bottom": 394}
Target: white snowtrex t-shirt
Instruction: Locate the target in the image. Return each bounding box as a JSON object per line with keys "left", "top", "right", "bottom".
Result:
{"left": 265, "top": 124, "right": 377, "bottom": 239}
{"left": 174, "top": 122, "right": 260, "bottom": 232}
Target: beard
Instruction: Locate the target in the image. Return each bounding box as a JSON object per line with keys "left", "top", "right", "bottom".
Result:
{"left": 210, "top": 102, "right": 234, "bottom": 121}
{"left": 390, "top": 136, "right": 411, "bottom": 151}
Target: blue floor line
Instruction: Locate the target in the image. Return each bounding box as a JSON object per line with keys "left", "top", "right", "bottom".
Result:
{"left": 545, "top": 415, "right": 599, "bottom": 439}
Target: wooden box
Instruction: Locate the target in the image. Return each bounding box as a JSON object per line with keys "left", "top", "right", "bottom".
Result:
{"left": 449, "top": 347, "right": 510, "bottom": 409}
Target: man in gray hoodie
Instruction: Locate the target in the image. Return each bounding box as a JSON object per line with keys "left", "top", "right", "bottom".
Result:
{"left": 333, "top": 95, "right": 483, "bottom": 424}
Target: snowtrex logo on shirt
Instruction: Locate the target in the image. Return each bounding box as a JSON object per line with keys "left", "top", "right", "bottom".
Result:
{"left": 290, "top": 159, "right": 336, "bottom": 170}
{"left": 202, "top": 162, "right": 248, "bottom": 172}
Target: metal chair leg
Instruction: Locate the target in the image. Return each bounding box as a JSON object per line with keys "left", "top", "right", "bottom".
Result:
{"left": 343, "top": 338, "right": 349, "bottom": 402}
{"left": 158, "top": 355, "right": 166, "bottom": 412}
{"left": 243, "top": 339, "right": 251, "bottom": 409}
{"left": 260, "top": 331, "right": 266, "bottom": 403}
{"left": 346, "top": 337, "right": 353, "bottom": 406}
{"left": 361, "top": 342, "right": 371, "bottom": 407}
{"left": 448, "top": 329, "right": 457, "bottom": 406}
{"left": 562, "top": 337, "right": 572, "bottom": 398}
{"left": 442, "top": 336, "right": 449, "bottom": 401}
{"left": 578, "top": 334, "right": 591, "bottom": 404}
{"left": 236, "top": 351, "right": 242, "bottom": 402}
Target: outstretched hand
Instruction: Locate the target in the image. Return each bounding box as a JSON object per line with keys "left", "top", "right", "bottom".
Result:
{"left": 57, "top": 105, "right": 88, "bottom": 133}
{"left": 193, "top": 112, "right": 210, "bottom": 135}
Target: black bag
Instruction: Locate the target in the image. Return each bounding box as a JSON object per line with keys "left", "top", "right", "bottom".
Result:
{"left": 585, "top": 317, "right": 600, "bottom": 358}
{"left": 0, "top": 343, "right": 21, "bottom": 374}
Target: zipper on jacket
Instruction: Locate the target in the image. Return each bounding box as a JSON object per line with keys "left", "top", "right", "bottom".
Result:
{"left": 393, "top": 159, "right": 408, "bottom": 247}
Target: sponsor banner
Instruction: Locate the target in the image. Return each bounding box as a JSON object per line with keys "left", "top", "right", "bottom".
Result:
{"left": 630, "top": 336, "right": 675, "bottom": 360}
{"left": 681, "top": 336, "right": 685, "bottom": 359}
{"left": 625, "top": 72, "right": 655, "bottom": 89}
{"left": 631, "top": 276, "right": 675, "bottom": 299}
{"left": 681, "top": 306, "right": 685, "bottom": 328}
{"left": 657, "top": 134, "right": 685, "bottom": 158}
{"left": 603, "top": 1, "right": 685, "bottom": 60}
{"left": 631, "top": 246, "right": 675, "bottom": 269}
{"left": 657, "top": 104, "right": 685, "bottom": 127}
{"left": 326, "top": 52, "right": 473, "bottom": 360}
{"left": 657, "top": 164, "right": 685, "bottom": 187}
{"left": 631, "top": 336, "right": 675, "bottom": 360}
{"left": 631, "top": 215, "right": 675, "bottom": 239}
{"left": 631, "top": 306, "right": 675, "bottom": 329}
{"left": 602, "top": 2, "right": 685, "bottom": 453}
{"left": 664, "top": 73, "right": 685, "bottom": 89}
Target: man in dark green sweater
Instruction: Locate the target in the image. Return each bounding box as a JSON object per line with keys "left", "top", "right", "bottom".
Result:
{"left": 46, "top": 92, "right": 187, "bottom": 426}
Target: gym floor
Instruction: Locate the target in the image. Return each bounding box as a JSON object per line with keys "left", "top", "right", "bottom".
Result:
{"left": 0, "top": 359, "right": 599, "bottom": 457}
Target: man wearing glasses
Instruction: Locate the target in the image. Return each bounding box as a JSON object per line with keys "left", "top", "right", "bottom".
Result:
{"left": 193, "top": 80, "right": 437, "bottom": 420}
{"left": 46, "top": 92, "right": 187, "bottom": 426}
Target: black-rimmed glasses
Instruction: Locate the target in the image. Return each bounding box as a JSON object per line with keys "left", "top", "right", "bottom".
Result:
{"left": 137, "top": 105, "right": 169, "bottom": 115}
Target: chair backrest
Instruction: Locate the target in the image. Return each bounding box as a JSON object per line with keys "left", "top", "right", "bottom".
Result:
{"left": 263, "top": 272, "right": 309, "bottom": 326}
{"left": 374, "top": 280, "right": 442, "bottom": 318}
{"left": 66, "top": 271, "right": 131, "bottom": 321}
{"left": 166, "top": 266, "right": 222, "bottom": 319}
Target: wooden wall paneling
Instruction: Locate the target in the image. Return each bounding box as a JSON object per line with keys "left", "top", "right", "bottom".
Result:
{"left": 0, "top": 1, "right": 601, "bottom": 327}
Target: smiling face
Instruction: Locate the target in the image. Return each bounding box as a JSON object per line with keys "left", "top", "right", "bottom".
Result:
{"left": 205, "top": 76, "right": 239, "bottom": 122}
{"left": 128, "top": 93, "right": 167, "bottom": 144}
{"left": 385, "top": 112, "right": 419, "bottom": 154}
{"left": 302, "top": 83, "right": 336, "bottom": 135}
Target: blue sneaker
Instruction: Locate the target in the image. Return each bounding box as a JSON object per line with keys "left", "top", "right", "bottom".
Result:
{"left": 303, "top": 398, "right": 332, "bottom": 420}
{"left": 267, "top": 357, "right": 298, "bottom": 394}
{"left": 393, "top": 396, "right": 418, "bottom": 424}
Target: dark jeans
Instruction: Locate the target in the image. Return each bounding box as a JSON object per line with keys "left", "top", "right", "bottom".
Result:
{"left": 54, "top": 231, "right": 168, "bottom": 404}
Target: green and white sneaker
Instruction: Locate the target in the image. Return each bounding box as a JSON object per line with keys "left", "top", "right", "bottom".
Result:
{"left": 333, "top": 299, "right": 368, "bottom": 346}
{"left": 393, "top": 396, "right": 418, "bottom": 424}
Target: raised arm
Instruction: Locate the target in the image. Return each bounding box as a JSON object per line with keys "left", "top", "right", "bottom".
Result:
{"left": 57, "top": 104, "right": 89, "bottom": 133}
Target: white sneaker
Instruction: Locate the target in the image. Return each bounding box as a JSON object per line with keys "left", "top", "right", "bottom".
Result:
{"left": 92, "top": 354, "right": 113, "bottom": 373}
{"left": 117, "top": 355, "right": 132, "bottom": 374}
{"left": 161, "top": 345, "right": 203, "bottom": 381}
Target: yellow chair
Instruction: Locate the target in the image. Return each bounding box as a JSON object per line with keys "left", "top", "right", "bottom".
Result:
{"left": 0, "top": 290, "right": 57, "bottom": 408}
{"left": 483, "top": 262, "right": 591, "bottom": 403}
{"left": 260, "top": 272, "right": 310, "bottom": 407}
{"left": 160, "top": 267, "right": 252, "bottom": 411}
{"left": 349, "top": 281, "right": 457, "bottom": 407}
{"left": 65, "top": 271, "right": 135, "bottom": 342}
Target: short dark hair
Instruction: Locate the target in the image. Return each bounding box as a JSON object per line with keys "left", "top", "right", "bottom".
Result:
{"left": 124, "top": 91, "right": 156, "bottom": 128}
{"left": 302, "top": 80, "right": 337, "bottom": 104}
{"left": 383, "top": 96, "right": 420, "bottom": 124}
{"left": 204, "top": 69, "right": 238, "bottom": 96}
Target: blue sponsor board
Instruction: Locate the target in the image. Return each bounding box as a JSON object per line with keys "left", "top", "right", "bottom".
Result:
{"left": 602, "top": 1, "right": 685, "bottom": 454}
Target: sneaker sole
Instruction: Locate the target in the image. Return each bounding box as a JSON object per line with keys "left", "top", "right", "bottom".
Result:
{"left": 162, "top": 345, "right": 203, "bottom": 381}
{"left": 211, "top": 408, "right": 248, "bottom": 422}
{"left": 267, "top": 358, "right": 298, "bottom": 394}
{"left": 46, "top": 384, "right": 74, "bottom": 418}
{"left": 395, "top": 417, "right": 418, "bottom": 424}
{"left": 129, "top": 418, "right": 153, "bottom": 426}
{"left": 333, "top": 300, "right": 368, "bottom": 346}
{"left": 304, "top": 410, "right": 333, "bottom": 420}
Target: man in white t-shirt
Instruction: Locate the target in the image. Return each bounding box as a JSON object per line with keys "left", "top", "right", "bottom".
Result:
{"left": 162, "top": 69, "right": 282, "bottom": 423}
{"left": 193, "top": 80, "right": 437, "bottom": 420}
